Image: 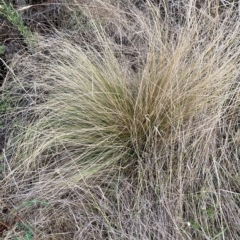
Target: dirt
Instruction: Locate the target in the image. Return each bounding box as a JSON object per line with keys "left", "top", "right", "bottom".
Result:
{"left": 0, "top": 15, "right": 25, "bottom": 86}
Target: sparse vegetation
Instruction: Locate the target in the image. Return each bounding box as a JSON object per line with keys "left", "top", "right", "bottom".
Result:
{"left": 0, "top": 0, "right": 240, "bottom": 239}
{"left": 0, "top": 0, "right": 36, "bottom": 48}
{"left": 0, "top": 45, "right": 5, "bottom": 55}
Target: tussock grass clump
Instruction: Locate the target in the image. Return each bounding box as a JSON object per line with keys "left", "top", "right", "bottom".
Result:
{"left": 1, "top": 1, "right": 240, "bottom": 239}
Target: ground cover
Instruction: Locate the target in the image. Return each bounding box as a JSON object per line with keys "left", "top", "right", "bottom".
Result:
{"left": 0, "top": 0, "right": 240, "bottom": 239}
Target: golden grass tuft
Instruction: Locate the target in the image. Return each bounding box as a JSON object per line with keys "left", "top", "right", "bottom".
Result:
{"left": 1, "top": 1, "right": 240, "bottom": 239}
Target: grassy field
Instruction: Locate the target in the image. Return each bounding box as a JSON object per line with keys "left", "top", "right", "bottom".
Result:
{"left": 0, "top": 0, "right": 240, "bottom": 239}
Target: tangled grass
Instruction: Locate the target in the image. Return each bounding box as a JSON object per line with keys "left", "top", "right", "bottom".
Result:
{"left": 1, "top": 1, "right": 240, "bottom": 239}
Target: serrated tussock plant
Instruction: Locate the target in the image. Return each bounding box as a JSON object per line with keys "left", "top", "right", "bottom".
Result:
{"left": 1, "top": 1, "right": 240, "bottom": 239}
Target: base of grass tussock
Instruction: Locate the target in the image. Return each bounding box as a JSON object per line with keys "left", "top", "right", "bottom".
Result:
{"left": 1, "top": 1, "right": 240, "bottom": 239}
